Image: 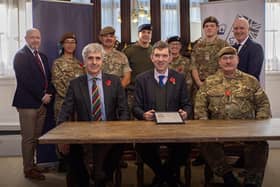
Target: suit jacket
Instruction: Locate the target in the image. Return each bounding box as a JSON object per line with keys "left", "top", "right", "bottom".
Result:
{"left": 236, "top": 38, "right": 264, "bottom": 80}
{"left": 57, "top": 73, "right": 129, "bottom": 124}
{"left": 133, "top": 69, "right": 192, "bottom": 120}
{"left": 12, "top": 45, "right": 54, "bottom": 108}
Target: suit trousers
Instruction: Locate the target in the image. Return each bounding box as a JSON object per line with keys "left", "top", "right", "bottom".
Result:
{"left": 17, "top": 105, "right": 46, "bottom": 171}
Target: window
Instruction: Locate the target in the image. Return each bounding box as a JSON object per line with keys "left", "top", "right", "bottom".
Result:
{"left": 101, "top": 0, "right": 121, "bottom": 40}
{"left": 0, "top": 0, "right": 32, "bottom": 76}
{"left": 161, "top": 0, "right": 180, "bottom": 40}
{"left": 190, "top": 0, "right": 207, "bottom": 42}
{"left": 265, "top": 0, "right": 280, "bottom": 72}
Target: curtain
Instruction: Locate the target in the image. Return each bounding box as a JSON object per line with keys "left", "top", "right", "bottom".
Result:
{"left": 265, "top": 0, "right": 280, "bottom": 71}
{"left": 101, "top": 0, "right": 121, "bottom": 40}
{"left": 161, "top": 0, "right": 180, "bottom": 40}
{"left": 0, "top": 0, "right": 32, "bottom": 76}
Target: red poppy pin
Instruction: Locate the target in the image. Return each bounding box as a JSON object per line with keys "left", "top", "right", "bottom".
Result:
{"left": 79, "top": 63, "right": 84, "bottom": 68}
{"left": 225, "top": 90, "right": 231, "bottom": 96}
{"left": 169, "top": 77, "right": 176, "bottom": 85}
{"left": 105, "top": 80, "right": 112, "bottom": 86}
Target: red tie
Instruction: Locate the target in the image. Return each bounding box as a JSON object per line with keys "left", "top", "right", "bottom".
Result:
{"left": 92, "top": 78, "right": 101, "bottom": 121}
{"left": 34, "top": 50, "right": 48, "bottom": 90}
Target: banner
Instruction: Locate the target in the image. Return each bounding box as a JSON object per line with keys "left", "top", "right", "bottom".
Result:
{"left": 32, "top": 0, "right": 93, "bottom": 163}
{"left": 200, "top": 0, "right": 265, "bottom": 85}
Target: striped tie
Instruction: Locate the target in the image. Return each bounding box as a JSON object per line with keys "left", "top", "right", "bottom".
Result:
{"left": 92, "top": 78, "right": 101, "bottom": 121}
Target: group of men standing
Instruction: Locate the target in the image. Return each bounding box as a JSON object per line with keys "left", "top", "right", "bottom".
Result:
{"left": 12, "top": 15, "right": 270, "bottom": 187}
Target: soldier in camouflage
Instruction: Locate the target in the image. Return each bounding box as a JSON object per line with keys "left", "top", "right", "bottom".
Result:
{"left": 167, "top": 35, "right": 193, "bottom": 104}
{"left": 99, "top": 26, "right": 131, "bottom": 88}
{"left": 195, "top": 46, "right": 271, "bottom": 187}
{"left": 52, "top": 32, "right": 85, "bottom": 120}
{"left": 191, "top": 16, "right": 229, "bottom": 89}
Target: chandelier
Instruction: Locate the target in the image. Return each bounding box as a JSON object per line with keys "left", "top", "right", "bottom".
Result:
{"left": 131, "top": 0, "right": 150, "bottom": 23}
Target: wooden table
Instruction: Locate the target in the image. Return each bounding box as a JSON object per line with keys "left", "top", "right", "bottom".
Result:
{"left": 39, "top": 119, "right": 280, "bottom": 144}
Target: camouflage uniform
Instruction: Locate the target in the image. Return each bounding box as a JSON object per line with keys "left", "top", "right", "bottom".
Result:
{"left": 52, "top": 56, "right": 84, "bottom": 120}
{"left": 191, "top": 37, "right": 229, "bottom": 81}
{"left": 195, "top": 70, "right": 271, "bottom": 187}
{"left": 169, "top": 55, "right": 193, "bottom": 101}
{"left": 102, "top": 48, "right": 131, "bottom": 78}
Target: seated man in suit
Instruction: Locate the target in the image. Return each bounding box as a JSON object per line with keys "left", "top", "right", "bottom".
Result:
{"left": 57, "top": 43, "right": 130, "bottom": 187}
{"left": 232, "top": 17, "right": 264, "bottom": 80}
{"left": 133, "top": 41, "right": 192, "bottom": 187}
{"left": 195, "top": 46, "right": 271, "bottom": 187}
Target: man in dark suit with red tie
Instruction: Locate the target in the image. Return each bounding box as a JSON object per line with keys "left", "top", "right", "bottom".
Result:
{"left": 57, "top": 43, "right": 130, "bottom": 187}
{"left": 233, "top": 17, "right": 264, "bottom": 80}
{"left": 12, "top": 28, "right": 54, "bottom": 180}
{"left": 133, "top": 41, "right": 192, "bottom": 187}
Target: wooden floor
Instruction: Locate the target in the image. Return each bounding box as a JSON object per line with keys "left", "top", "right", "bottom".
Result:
{"left": 0, "top": 149, "right": 280, "bottom": 187}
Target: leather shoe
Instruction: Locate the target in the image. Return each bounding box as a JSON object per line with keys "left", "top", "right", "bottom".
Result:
{"left": 24, "top": 169, "right": 45, "bottom": 180}
{"left": 33, "top": 165, "right": 49, "bottom": 173}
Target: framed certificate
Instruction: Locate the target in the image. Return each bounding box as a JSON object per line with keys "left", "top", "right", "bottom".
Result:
{"left": 155, "top": 112, "right": 184, "bottom": 124}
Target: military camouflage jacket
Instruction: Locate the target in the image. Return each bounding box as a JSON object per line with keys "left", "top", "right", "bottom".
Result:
{"left": 194, "top": 70, "right": 271, "bottom": 120}
{"left": 52, "top": 56, "right": 84, "bottom": 117}
{"left": 102, "top": 48, "right": 131, "bottom": 78}
{"left": 169, "top": 55, "right": 193, "bottom": 95}
{"left": 191, "top": 37, "right": 229, "bottom": 81}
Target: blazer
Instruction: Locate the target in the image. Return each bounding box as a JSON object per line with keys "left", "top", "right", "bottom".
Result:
{"left": 133, "top": 69, "right": 192, "bottom": 120}
{"left": 236, "top": 38, "right": 264, "bottom": 80}
{"left": 12, "top": 45, "right": 54, "bottom": 108}
{"left": 57, "top": 73, "right": 130, "bottom": 124}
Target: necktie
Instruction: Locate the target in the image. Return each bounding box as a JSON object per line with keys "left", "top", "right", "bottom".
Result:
{"left": 92, "top": 78, "right": 101, "bottom": 121}
{"left": 158, "top": 75, "right": 165, "bottom": 87}
{"left": 233, "top": 43, "right": 241, "bottom": 52}
{"left": 34, "top": 50, "right": 48, "bottom": 89}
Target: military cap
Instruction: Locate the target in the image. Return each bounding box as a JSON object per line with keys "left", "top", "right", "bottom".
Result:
{"left": 60, "top": 32, "right": 77, "bottom": 44}
{"left": 203, "top": 16, "right": 219, "bottom": 27}
{"left": 166, "top": 35, "right": 181, "bottom": 43}
{"left": 138, "top": 23, "right": 152, "bottom": 32}
{"left": 100, "top": 26, "right": 115, "bottom": 36}
{"left": 218, "top": 46, "right": 237, "bottom": 58}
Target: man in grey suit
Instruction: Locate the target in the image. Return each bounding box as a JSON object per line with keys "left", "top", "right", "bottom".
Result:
{"left": 57, "top": 43, "right": 130, "bottom": 187}
{"left": 232, "top": 17, "right": 264, "bottom": 80}
{"left": 133, "top": 41, "right": 192, "bottom": 187}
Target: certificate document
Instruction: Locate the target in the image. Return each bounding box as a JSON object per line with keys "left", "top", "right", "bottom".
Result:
{"left": 155, "top": 112, "right": 184, "bottom": 124}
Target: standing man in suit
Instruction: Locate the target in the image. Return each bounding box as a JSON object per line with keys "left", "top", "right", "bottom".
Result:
{"left": 233, "top": 17, "right": 264, "bottom": 80}
{"left": 133, "top": 41, "right": 192, "bottom": 187}
{"left": 12, "top": 28, "right": 54, "bottom": 180}
{"left": 57, "top": 43, "right": 130, "bottom": 187}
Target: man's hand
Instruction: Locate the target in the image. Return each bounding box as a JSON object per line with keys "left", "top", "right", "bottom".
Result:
{"left": 178, "top": 109, "right": 188, "bottom": 120}
{"left": 42, "top": 94, "right": 52, "bottom": 104}
{"left": 143, "top": 109, "right": 155, "bottom": 121}
{"left": 58, "top": 144, "right": 70, "bottom": 155}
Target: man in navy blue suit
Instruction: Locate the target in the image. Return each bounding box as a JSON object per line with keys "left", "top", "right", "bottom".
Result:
{"left": 133, "top": 41, "right": 192, "bottom": 187}
{"left": 12, "top": 28, "right": 54, "bottom": 180}
{"left": 232, "top": 17, "right": 264, "bottom": 80}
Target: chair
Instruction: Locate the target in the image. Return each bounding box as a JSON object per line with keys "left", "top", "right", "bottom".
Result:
{"left": 115, "top": 145, "right": 192, "bottom": 187}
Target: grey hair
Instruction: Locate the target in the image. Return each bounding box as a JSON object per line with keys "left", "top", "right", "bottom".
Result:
{"left": 82, "top": 43, "right": 105, "bottom": 61}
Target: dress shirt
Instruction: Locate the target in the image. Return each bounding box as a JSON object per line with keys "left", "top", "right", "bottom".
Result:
{"left": 154, "top": 69, "right": 168, "bottom": 85}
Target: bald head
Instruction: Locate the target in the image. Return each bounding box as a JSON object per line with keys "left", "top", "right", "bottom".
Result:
{"left": 25, "top": 28, "right": 41, "bottom": 50}
{"left": 233, "top": 17, "right": 249, "bottom": 43}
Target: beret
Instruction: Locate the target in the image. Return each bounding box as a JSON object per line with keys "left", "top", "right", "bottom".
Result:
{"left": 218, "top": 46, "right": 237, "bottom": 57}
{"left": 100, "top": 26, "right": 115, "bottom": 36}
{"left": 166, "top": 35, "right": 181, "bottom": 43}
{"left": 138, "top": 23, "right": 152, "bottom": 32}
{"left": 60, "top": 32, "right": 76, "bottom": 44}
